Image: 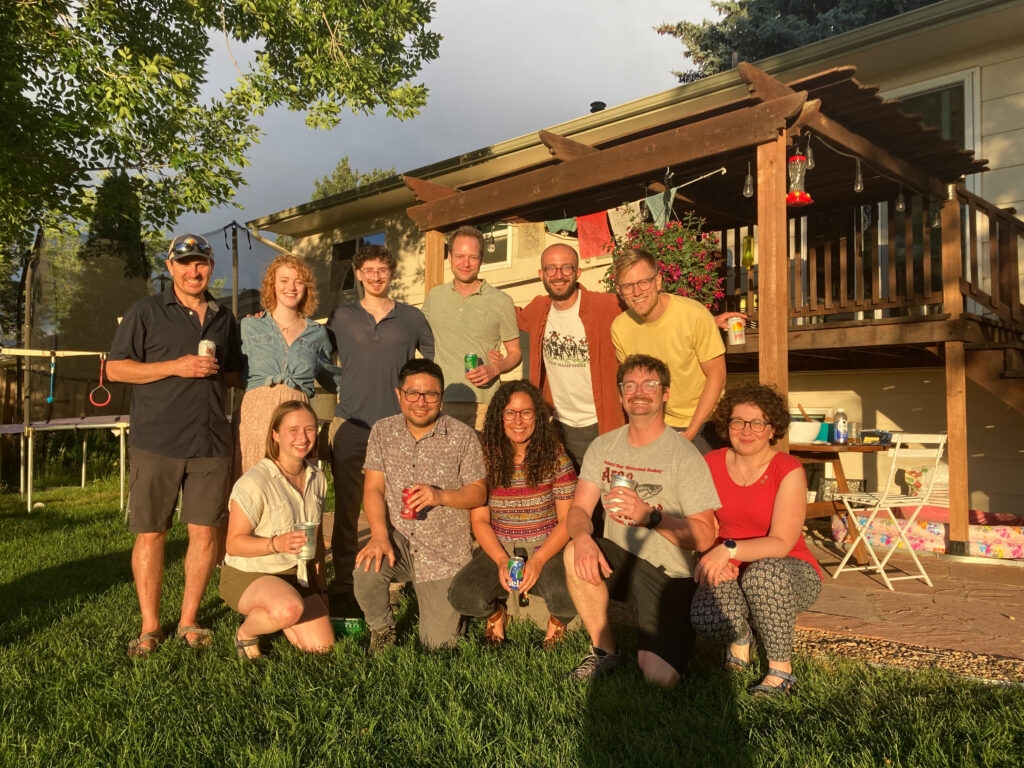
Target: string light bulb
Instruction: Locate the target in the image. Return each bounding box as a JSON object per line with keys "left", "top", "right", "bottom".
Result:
{"left": 742, "top": 162, "right": 754, "bottom": 198}
{"left": 895, "top": 184, "right": 906, "bottom": 213}
{"left": 805, "top": 141, "right": 815, "bottom": 170}
{"left": 853, "top": 159, "right": 864, "bottom": 194}
{"left": 930, "top": 203, "right": 941, "bottom": 229}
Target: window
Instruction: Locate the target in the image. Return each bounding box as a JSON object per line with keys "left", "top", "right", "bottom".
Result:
{"left": 479, "top": 223, "right": 511, "bottom": 271}
{"left": 330, "top": 231, "right": 385, "bottom": 305}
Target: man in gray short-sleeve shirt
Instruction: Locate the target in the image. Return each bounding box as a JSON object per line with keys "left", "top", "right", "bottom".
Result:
{"left": 422, "top": 225, "right": 521, "bottom": 430}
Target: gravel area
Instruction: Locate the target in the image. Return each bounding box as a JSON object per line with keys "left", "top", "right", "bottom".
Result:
{"left": 793, "top": 628, "right": 1024, "bottom": 685}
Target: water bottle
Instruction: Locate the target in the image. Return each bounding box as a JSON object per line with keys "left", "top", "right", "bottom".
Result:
{"left": 834, "top": 409, "right": 849, "bottom": 445}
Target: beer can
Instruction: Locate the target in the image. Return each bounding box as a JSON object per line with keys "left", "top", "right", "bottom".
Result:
{"left": 464, "top": 353, "right": 479, "bottom": 373}
{"left": 507, "top": 556, "right": 525, "bottom": 590}
{"left": 609, "top": 474, "right": 637, "bottom": 492}
{"left": 198, "top": 339, "right": 216, "bottom": 357}
{"left": 400, "top": 487, "right": 418, "bottom": 520}
{"left": 727, "top": 317, "right": 746, "bottom": 346}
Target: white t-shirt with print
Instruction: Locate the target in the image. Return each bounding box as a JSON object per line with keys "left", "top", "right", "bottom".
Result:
{"left": 543, "top": 292, "right": 598, "bottom": 428}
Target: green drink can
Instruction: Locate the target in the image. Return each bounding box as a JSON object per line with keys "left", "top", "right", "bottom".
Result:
{"left": 464, "top": 353, "right": 479, "bottom": 372}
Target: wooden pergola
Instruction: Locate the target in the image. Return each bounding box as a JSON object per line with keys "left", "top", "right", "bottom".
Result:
{"left": 402, "top": 63, "right": 995, "bottom": 552}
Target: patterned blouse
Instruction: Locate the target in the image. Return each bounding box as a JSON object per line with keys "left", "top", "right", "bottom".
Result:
{"left": 489, "top": 448, "right": 577, "bottom": 542}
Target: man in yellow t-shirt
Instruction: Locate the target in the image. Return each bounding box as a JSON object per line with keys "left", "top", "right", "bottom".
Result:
{"left": 610, "top": 248, "right": 726, "bottom": 454}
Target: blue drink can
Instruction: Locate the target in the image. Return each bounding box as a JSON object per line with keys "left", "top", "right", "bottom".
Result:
{"left": 507, "top": 556, "right": 525, "bottom": 590}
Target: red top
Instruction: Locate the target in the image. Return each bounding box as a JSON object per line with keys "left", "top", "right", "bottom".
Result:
{"left": 706, "top": 448, "right": 822, "bottom": 579}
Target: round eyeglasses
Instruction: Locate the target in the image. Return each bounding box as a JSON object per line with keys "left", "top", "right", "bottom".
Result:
{"left": 727, "top": 418, "right": 770, "bottom": 433}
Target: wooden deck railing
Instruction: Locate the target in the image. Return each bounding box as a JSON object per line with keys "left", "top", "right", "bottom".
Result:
{"left": 716, "top": 191, "right": 1024, "bottom": 334}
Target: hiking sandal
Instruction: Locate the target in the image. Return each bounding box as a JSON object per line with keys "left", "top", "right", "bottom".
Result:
{"left": 724, "top": 627, "right": 753, "bottom": 672}
{"left": 127, "top": 630, "right": 164, "bottom": 658}
{"left": 235, "top": 631, "right": 261, "bottom": 661}
{"left": 176, "top": 625, "right": 213, "bottom": 649}
{"left": 749, "top": 667, "right": 797, "bottom": 697}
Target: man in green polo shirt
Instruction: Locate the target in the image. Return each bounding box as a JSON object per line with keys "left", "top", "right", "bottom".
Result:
{"left": 422, "top": 225, "right": 522, "bottom": 430}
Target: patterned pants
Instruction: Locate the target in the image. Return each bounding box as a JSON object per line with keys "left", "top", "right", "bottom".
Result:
{"left": 690, "top": 557, "right": 821, "bottom": 662}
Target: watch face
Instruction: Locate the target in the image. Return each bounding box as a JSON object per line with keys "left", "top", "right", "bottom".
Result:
{"left": 724, "top": 539, "right": 737, "bottom": 550}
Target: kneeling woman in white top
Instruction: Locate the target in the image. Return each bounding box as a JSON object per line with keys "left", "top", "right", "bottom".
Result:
{"left": 219, "top": 400, "right": 335, "bottom": 659}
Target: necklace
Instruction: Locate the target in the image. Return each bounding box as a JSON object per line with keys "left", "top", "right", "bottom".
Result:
{"left": 730, "top": 451, "right": 771, "bottom": 486}
{"left": 275, "top": 461, "right": 305, "bottom": 478}
{"left": 273, "top": 315, "right": 304, "bottom": 334}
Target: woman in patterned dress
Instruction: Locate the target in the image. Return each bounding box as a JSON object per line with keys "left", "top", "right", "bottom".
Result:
{"left": 447, "top": 381, "right": 577, "bottom": 648}
{"left": 236, "top": 255, "right": 337, "bottom": 475}
{"left": 691, "top": 382, "right": 823, "bottom": 697}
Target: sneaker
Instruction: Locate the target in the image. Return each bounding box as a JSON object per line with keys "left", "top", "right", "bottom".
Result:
{"left": 569, "top": 646, "right": 623, "bottom": 681}
{"left": 367, "top": 626, "right": 396, "bottom": 656}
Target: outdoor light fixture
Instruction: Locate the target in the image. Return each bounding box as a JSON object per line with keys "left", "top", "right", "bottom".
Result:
{"left": 853, "top": 159, "right": 864, "bottom": 194}
{"left": 896, "top": 184, "right": 906, "bottom": 213}
{"left": 742, "top": 162, "right": 754, "bottom": 198}
{"left": 785, "top": 152, "right": 812, "bottom": 207}
{"left": 485, "top": 231, "right": 496, "bottom": 253}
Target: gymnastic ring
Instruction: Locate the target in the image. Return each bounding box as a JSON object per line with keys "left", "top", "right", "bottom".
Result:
{"left": 89, "top": 386, "right": 112, "bottom": 408}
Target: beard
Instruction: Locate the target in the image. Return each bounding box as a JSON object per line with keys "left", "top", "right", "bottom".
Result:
{"left": 543, "top": 275, "right": 578, "bottom": 301}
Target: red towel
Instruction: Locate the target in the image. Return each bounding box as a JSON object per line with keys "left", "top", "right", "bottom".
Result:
{"left": 577, "top": 211, "right": 614, "bottom": 260}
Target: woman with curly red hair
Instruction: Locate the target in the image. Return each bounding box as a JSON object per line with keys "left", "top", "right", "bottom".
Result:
{"left": 236, "top": 254, "right": 337, "bottom": 473}
{"left": 447, "top": 380, "right": 577, "bottom": 648}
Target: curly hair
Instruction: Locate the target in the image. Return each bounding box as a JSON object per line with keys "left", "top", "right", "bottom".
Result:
{"left": 710, "top": 382, "right": 791, "bottom": 446}
{"left": 354, "top": 244, "right": 396, "bottom": 272}
{"left": 259, "top": 254, "right": 319, "bottom": 317}
{"left": 480, "top": 381, "right": 563, "bottom": 489}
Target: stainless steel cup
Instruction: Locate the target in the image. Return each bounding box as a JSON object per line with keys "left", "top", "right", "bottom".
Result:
{"left": 293, "top": 522, "right": 318, "bottom": 560}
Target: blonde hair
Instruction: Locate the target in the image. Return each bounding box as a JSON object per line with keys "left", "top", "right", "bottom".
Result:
{"left": 265, "top": 400, "right": 319, "bottom": 460}
{"left": 612, "top": 248, "right": 659, "bottom": 283}
{"left": 260, "top": 255, "right": 319, "bottom": 316}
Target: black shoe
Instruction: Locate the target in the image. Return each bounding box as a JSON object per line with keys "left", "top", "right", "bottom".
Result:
{"left": 368, "top": 626, "right": 397, "bottom": 656}
{"left": 569, "top": 646, "right": 623, "bottom": 681}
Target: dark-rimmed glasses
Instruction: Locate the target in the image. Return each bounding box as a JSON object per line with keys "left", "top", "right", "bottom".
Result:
{"left": 616, "top": 274, "right": 657, "bottom": 295}
{"left": 400, "top": 389, "right": 441, "bottom": 404}
{"left": 541, "top": 264, "right": 577, "bottom": 277}
{"left": 728, "top": 418, "right": 770, "bottom": 433}
{"left": 502, "top": 408, "right": 535, "bottom": 422}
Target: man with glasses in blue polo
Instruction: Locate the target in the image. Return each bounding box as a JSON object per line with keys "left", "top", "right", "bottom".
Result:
{"left": 108, "top": 233, "right": 242, "bottom": 657}
{"left": 352, "top": 358, "right": 486, "bottom": 654}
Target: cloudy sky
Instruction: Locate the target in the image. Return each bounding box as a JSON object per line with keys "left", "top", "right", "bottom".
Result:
{"left": 177, "top": 0, "right": 715, "bottom": 243}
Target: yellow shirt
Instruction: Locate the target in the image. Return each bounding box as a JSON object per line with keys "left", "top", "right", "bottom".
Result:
{"left": 611, "top": 294, "right": 725, "bottom": 428}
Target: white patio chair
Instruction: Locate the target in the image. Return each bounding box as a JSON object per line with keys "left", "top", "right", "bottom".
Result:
{"left": 832, "top": 433, "right": 948, "bottom": 590}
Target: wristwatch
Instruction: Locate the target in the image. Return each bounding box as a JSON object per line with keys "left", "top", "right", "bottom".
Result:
{"left": 645, "top": 508, "right": 663, "bottom": 529}
{"left": 722, "top": 539, "right": 738, "bottom": 556}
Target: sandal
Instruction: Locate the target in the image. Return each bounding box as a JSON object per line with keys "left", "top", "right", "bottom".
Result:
{"left": 724, "top": 627, "right": 753, "bottom": 672}
{"left": 749, "top": 667, "right": 797, "bottom": 697}
{"left": 482, "top": 605, "right": 509, "bottom": 647}
{"left": 541, "top": 615, "right": 567, "bottom": 651}
{"left": 126, "top": 630, "right": 164, "bottom": 658}
{"left": 235, "top": 630, "right": 261, "bottom": 661}
{"left": 176, "top": 625, "right": 213, "bottom": 649}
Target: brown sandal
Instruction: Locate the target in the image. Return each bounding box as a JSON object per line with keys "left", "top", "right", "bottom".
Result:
{"left": 482, "top": 605, "right": 509, "bottom": 646}
{"left": 176, "top": 625, "right": 213, "bottom": 649}
{"left": 541, "top": 615, "right": 567, "bottom": 651}
{"left": 127, "top": 630, "right": 164, "bottom": 658}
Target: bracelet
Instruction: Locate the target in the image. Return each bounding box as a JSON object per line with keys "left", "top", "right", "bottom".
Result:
{"left": 269, "top": 535, "right": 278, "bottom": 554}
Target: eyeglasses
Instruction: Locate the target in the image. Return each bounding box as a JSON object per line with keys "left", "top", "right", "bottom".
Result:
{"left": 728, "top": 418, "right": 770, "bottom": 433}
{"left": 170, "top": 240, "right": 212, "bottom": 257}
{"left": 616, "top": 275, "right": 658, "bottom": 296}
{"left": 400, "top": 389, "right": 441, "bottom": 404}
{"left": 541, "top": 264, "right": 577, "bottom": 277}
{"left": 619, "top": 380, "right": 662, "bottom": 394}
{"left": 502, "top": 408, "right": 535, "bottom": 422}
{"left": 360, "top": 268, "right": 391, "bottom": 278}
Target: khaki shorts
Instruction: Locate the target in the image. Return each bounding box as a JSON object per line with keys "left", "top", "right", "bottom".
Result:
{"left": 219, "top": 564, "right": 319, "bottom": 613}
{"left": 127, "top": 447, "right": 230, "bottom": 533}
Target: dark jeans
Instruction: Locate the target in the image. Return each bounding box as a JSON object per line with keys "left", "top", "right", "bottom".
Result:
{"left": 330, "top": 418, "right": 372, "bottom": 594}
{"left": 448, "top": 543, "right": 577, "bottom": 625}
{"left": 555, "top": 420, "right": 604, "bottom": 537}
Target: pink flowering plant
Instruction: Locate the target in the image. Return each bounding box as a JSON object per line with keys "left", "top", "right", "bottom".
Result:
{"left": 602, "top": 213, "right": 724, "bottom": 312}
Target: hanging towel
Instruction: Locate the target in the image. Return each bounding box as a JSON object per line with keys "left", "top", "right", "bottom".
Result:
{"left": 545, "top": 217, "right": 577, "bottom": 235}
{"left": 517, "top": 222, "right": 546, "bottom": 259}
{"left": 608, "top": 201, "right": 643, "bottom": 240}
{"left": 577, "top": 211, "right": 614, "bottom": 261}
{"left": 645, "top": 187, "right": 677, "bottom": 228}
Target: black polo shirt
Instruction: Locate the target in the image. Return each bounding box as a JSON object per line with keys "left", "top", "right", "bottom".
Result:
{"left": 109, "top": 288, "right": 242, "bottom": 459}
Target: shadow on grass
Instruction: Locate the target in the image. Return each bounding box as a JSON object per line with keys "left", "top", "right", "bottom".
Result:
{"left": 0, "top": 538, "right": 188, "bottom": 647}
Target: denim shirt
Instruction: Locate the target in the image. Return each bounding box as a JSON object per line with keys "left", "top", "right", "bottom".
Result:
{"left": 240, "top": 313, "right": 339, "bottom": 397}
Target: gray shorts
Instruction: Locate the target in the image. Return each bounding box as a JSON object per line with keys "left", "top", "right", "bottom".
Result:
{"left": 127, "top": 447, "right": 230, "bottom": 533}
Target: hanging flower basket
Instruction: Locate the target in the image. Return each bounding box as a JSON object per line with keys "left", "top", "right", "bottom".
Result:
{"left": 602, "top": 213, "right": 724, "bottom": 312}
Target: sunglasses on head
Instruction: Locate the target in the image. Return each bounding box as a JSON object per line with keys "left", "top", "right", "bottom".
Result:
{"left": 171, "top": 240, "right": 212, "bottom": 257}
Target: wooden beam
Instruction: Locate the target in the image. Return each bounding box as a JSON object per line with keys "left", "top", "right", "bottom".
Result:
{"left": 406, "top": 93, "right": 807, "bottom": 231}
{"left": 403, "top": 175, "right": 459, "bottom": 203}
{"left": 424, "top": 230, "right": 446, "bottom": 294}
{"left": 945, "top": 340, "right": 969, "bottom": 553}
{"left": 757, "top": 132, "right": 789, "bottom": 403}
{"left": 941, "top": 195, "right": 964, "bottom": 320}
{"left": 785, "top": 318, "right": 986, "bottom": 349}
{"left": 739, "top": 61, "right": 791, "bottom": 100}
{"left": 538, "top": 130, "right": 598, "bottom": 161}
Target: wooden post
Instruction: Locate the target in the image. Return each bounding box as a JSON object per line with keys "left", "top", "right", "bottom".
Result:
{"left": 757, "top": 133, "right": 790, "bottom": 410}
{"left": 941, "top": 195, "right": 969, "bottom": 555}
{"left": 424, "top": 229, "right": 446, "bottom": 295}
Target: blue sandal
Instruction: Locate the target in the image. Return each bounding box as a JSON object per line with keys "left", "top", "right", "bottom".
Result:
{"left": 749, "top": 667, "right": 797, "bottom": 697}
{"left": 724, "top": 627, "right": 753, "bottom": 672}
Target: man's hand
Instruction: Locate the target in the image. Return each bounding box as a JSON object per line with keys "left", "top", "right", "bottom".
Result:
{"left": 714, "top": 311, "right": 747, "bottom": 330}
{"left": 355, "top": 533, "right": 395, "bottom": 573}
{"left": 573, "top": 534, "right": 613, "bottom": 586}
{"left": 602, "top": 487, "right": 652, "bottom": 527}
{"left": 176, "top": 354, "right": 219, "bottom": 379}
{"left": 405, "top": 484, "right": 442, "bottom": 512}
{"left": 467, "top": 360, "right": 500, "bottom": 387}
{"left": 694, "top": 544, "right": 739, "bottom": 586}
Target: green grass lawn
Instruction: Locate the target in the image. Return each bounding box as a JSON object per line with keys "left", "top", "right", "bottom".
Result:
{"left": 1, "top": 481, "right": 1022, "bottom": 768}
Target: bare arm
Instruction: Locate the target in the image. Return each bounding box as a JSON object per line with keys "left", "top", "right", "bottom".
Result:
{"left": 224, "top": 500, "right": 307, "bottom": 558}
{"left": 354, "top": 469, "right": 394, "bottom": 573}
{"left": 566, "top": 478, "right": 612, "bottom": 586}
{"left": 682, "top": 354, "right": 726, "bottom": 442}
{"left": 411, "top": 478, "right": 488, "bottom": 512}
{"left": 475, "top": 338, "right": 522, "bottom": 387}
{"left": 520, "top": 493, "right": 572, "bottom": 595}
{"left": 713, "top": 311, "right": 747, "bottom": 330}
{"left": 604, "top": 486, "right": 716, "bottom": 551}
{"left": 106, "top": 355, "right": 217, "bottom": 384}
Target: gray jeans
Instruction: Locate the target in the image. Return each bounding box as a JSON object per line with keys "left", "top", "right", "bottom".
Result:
{"left": 352, "top": 530, "right": 462, "bottom": 649}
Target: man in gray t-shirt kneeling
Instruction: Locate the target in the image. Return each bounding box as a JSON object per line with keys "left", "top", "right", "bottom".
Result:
{"left": 564, "top": 354, "right": 720, "bottom": 688}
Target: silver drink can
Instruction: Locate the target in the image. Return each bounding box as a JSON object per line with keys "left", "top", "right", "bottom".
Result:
{"left": 609, "top": 474, "right": 637, "bottom": 492}
{"left": 198, "top": 339, "right": 216, "bottom": 358}
{"left": 727, "top": 317, "right": 746, "bottom": 346}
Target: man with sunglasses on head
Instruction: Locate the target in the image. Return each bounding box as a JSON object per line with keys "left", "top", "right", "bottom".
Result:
{"left": 107, "top": 233, "right": 242, "bottom": 657}
{"left": 324, "top": 244, "right": 434, "bottom": 616}
{"left": 352, "top": 358, "right": 486, "bottom": 653}
{"left": 512, "top": 243, "right": 625, "bottom": 470}
{"left": 563, "top": 354, "right": 719, "bottom": 687}
{"left": 610, "top": 248, "right": 727, "bottom": 454}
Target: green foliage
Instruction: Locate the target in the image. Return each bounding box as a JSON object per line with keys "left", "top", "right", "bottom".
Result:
{"left": 656, "top": 0, "right": 943, "bottom": 83}
{"left": 82, "top": 173, "right": 149, "bottom": 279}
{"left": 603, "top": 214, "right": 725, "bottom": 312}
{"left": 0, "top": 0, "right": 440, "bottom": 247}
{"left": 312, "top": 155, "right": 397, "bottom": 201}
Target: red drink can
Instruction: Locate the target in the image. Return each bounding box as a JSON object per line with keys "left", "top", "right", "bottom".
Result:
{"left": 400, "top": 487, "right": 418, "bottom": 520}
